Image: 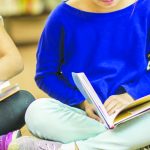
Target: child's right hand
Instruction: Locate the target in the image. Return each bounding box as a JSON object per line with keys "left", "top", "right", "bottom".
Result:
{"left": 78, "top": 100, "right": 101, "bottom": 122}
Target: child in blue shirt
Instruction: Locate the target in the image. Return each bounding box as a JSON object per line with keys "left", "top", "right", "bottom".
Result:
{"left": 10, "top": 0, "right": 150, "bottom": 149}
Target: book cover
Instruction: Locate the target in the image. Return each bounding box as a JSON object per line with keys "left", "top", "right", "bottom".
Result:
{"left": 0, "top": 81, "right": 20, "bottom": 102}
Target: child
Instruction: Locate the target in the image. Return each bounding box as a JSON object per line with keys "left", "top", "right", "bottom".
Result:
{"left": 9, "top": 0, "right": 150, "bottom": 149}
{"left": 0, "top": 16, "right": 35, "bottom": 150}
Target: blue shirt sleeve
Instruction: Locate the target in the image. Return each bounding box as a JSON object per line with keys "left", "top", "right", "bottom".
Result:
{"left": 119, "top": 27, "right": 150, "bottom": 100}
{"left": 35, "top": 13, "right": 85, "bottom": 106}
{"left": 120, "top": 72, "right": 150, "bottom": 99}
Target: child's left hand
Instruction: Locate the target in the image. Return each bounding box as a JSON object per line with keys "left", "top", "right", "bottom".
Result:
{"left": 104, "top": 93, "right": 134, "bottom": 116}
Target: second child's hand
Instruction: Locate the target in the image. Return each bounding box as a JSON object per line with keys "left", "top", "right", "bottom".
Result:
{"left": 78, "top": 100, "right": 101, "bottom": 122}
{"left": 104, "top": 93, "right": 134, "bottom": 116}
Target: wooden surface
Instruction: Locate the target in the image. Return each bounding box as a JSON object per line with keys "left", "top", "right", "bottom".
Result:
{"left": 21, "top": 125, "right": 32, "bottom": 136}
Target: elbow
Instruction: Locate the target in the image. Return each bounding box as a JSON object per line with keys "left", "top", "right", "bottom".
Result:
{"left": 35, "top": 76, "right": 42, "bottom": 89}
{"left": 0, "top": 56, "right": 24, "bottom": 81}
{"left": 16, "top": 58, "right": 24, "bottom": 74}
{"left": 13, "top": 55, "right": 24, "bottom": 75}
{"left": 6, "top": 54, "right": 24, "bottom": 79}
{"left": 35, "top": 76, "right": 48, "bottom": 94}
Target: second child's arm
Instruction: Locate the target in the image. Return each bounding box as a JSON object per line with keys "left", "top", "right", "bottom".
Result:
{"left": 0, "top": 21, "right": 23, "bottom": 81}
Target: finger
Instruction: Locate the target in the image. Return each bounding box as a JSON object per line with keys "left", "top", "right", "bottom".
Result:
{"left": 104, "top": 95, "right": 117, "bottom": 108}
{"left": 108, "top": 103, "right": 123, "bottom": 116}
{"left": 93, "top": 110, "right": 103, "bottom": 123}
{"left": 105, "top": 100, "right": 118, "bottom": 113}
{"left": 107, "top": 103, "right": 118, "bottom": 115}
{"left": 89, "top": 112, "right": 100, "bottom": 121}
{"left": 86, "top": 109, "right": 101, "bottom": 121}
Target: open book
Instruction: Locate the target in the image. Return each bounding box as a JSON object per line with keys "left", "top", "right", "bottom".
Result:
{"left": 72, "top": 72, "right": 150, "bottom": 129}
{"left": 0, "top": 81, "right": 20, "bottom": 102}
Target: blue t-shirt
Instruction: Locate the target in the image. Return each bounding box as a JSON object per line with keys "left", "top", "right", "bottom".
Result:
{"left": 35, "top": 0, "right": 150, "bottom": 105}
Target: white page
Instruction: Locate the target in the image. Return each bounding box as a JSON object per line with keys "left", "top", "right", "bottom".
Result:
{"left": 0, "top": 81, "right": 10, "bottom": 92}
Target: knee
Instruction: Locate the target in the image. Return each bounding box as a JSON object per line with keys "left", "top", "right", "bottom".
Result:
{"left": 11, "top": 90, "right": 35, "bottom": 113}
{"left": 25, "top": 98, "right": 62, "bottom": 139}
{"left": 25, "top": 98, "right": 59, "bottom": 128}
{"left": 19, "top": 90, "right": 35, "bottom": 105}
{"left": 25, "top": 98, "right": 59, "bottom": 115}
{"left": 16, "top": 90, "right": 34, "bottom": 111}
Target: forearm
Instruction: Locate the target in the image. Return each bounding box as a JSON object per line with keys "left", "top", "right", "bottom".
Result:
{"left": 0, "top": 54, "right": 23, "bottom": 81}
{"left": 35, "top": 74, "right": 85, "bottom": 106}
{"left": 0, "top": 26, "right": 23, "bottom": 80}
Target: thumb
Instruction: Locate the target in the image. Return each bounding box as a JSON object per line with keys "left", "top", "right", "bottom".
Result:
{"left": 86, "top": 109, "right": 100, "bottom": 121}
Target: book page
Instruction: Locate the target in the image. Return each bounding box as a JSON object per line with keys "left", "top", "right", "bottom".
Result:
{"left": 72, "top": 72, "right": 114, "bottom": 129}
{"left": 0, "top": 84, "right": 20, "bottom": 101}
{"left": 114, "top": 101, "right": 150, "bottom": 125}
{"left": 124, "top": 95, "right": 150, "bottom": 110}
{"left": 111, "top": 95, "right": 150, "bottom": 122}
{"left": 0, "top": 81, "right": 10, "bottom": 92}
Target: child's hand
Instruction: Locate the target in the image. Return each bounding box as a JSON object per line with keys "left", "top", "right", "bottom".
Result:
{"left": 84, "top": 103, "right": 101, "bottom": 122}
{"left": 104, "top": 93, "right": 134, "bottom": 116}
{"left": 78, "top": 100, "right": 101, "bottom": 122}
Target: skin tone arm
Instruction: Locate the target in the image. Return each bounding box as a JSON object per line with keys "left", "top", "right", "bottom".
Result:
{"left": 0, "top": 23, "right": 23, "bottom": 81}
{"left": 78, "top": 93, "right": 134, "bottom": 121}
